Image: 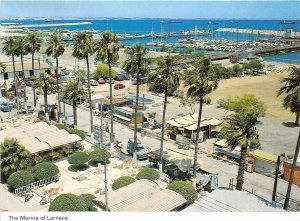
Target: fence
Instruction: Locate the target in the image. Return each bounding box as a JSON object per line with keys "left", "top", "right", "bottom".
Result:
{"left": 228, "top": 178, "right": 256, "bottom": 195}
{"left": 274, "top": 192, "right": 300, "bottom": 211}
{"left": 14, "top": 174, "right": 60, "bottom": 195}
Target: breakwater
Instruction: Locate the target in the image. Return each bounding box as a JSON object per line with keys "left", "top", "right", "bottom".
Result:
{"left": 1, "top": 22, "right": 92, "bottom": 29}
{"left": 216, "top": 28, "right": 300, "bottom": 38}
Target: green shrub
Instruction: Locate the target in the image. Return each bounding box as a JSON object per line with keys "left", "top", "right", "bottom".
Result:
{"left": 78, "top": 194, "right": 96, "bottom": 211}
{"left": 167, "top": 181, "right": 197, "bottom": 204}
{"left": 112, "top": 176, "right": 136, "bottom": 190}
{"left": 31, "top": 162, "right": 59, "bottom": 181}
{"left": 48, "top": 193, "right": 88, "bottom": 211}
{"left": 68, "top": 152, "right": 89, "bottom": 166}
{"left": 55, "top": 124, "right": 86, "bottom": 139}
{"left": 136, "top": 168, "right": 159, "bottom": 181}
{"left": 7, "top": 170, "right": 34, "bottom": 189}
{"left": 89, "top": 149, "right": 111, "bottom": 164}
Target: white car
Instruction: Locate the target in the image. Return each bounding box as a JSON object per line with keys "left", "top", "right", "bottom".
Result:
{"left": 89, "top": 80, "right": 99, "bottom": 86}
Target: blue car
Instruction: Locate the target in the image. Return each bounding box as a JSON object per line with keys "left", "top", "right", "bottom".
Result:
{"left": 0, "top": 103, "right": 13, "bottom": 112}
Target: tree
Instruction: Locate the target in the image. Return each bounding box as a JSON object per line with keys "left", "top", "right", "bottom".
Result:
{"left": 95, "top": 31, "right": 119, "bottom": 145}
{"left": 179, "top": 95, "right": 198, "bottom": 114}
{"left": 33, "top": 72, "right": 56, "bottom": 116}
{"left": 62, "top": 80, "right": 85, "bottom": 126}
{"left": 72, "top": 32, "right": 95, "bottom": 132}
{"left": 112, "top": 176, "right": 136, "bottom": 190}
{"left": 89, "top": 149, "right": 111, "bottom": 164}
{"left": 68, "top": 152, "right": 90, "bottom": 168}
{"left": 46, "top": 31, "right": 66, "bottom": 122}
{"left": 148, "top": 56, "right": 180, "bottom": 166}
{"left": 224, "top": 94, "right": 266, "bottom": 190}
{"left": 123, "top": 43, "right": 150, "bottom": 156}
{"left": 93, "top": 64, "right": 116, "bottom": 80}
{"left": 26, "top": 32, "right": 42, "bottom": 107}
{"left": 183, "top": 56, "right": 218, "bottom": 179}
{"left": 49, "top": 193, "right": 88, "bottom": 211}
{"left": 243, "top": 60, "right": 264, "bottom": 72}
{"left": 31, "top": 162, "right": 59, "bottom": 180}
{"left": 0, "top": 138, "right": 32, "bottom": 178}
{"left": 167, "top": 181, "right": 197, "bottom": 204}
{"left": 78, "top": 194, "right": 96, "bottom": 211}
{"left": 136, "top": 168, "right": 160, "bottom": 181}
{"left": 278, "top": 66, "right": 300, "bottom": 126}
{"left": 7, "top": 170, "right": 34, "bottom": 189}
{"left": 2, "top": 36, "right": 17, "bottom": 96}
{"left": 232, "top": 64, "right": 242, "bottom": 77}
{"left": 73, "top": 69, "right": 86, "bottom": 84}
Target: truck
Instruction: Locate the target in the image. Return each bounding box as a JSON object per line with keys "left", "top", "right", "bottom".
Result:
{"left": 127, "top": 138, "right": 148, "bottom": 160}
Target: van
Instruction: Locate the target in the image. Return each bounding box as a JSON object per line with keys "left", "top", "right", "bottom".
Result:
{"left": 127, "top": 138, "right": 148, "bottom": 160}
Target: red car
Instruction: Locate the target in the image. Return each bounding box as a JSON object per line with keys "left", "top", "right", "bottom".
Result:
{"left": 114, "top": 83, "right": 125, "bottom": 90}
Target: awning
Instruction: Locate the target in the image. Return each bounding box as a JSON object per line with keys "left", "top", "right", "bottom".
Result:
{"left": 214, "top": 147, "right": 241, "bottom": 159}
{"left": 249, "top": 149, "right": 277, "bottom": 164}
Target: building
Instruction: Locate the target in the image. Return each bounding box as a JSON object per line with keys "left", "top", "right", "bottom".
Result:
{"left": 248, "top": 149, "right": 278, "bottom": 176}
{"left": 283, "top": 156, "right": 300, "bottom": 185}
{"left": 0, "top": 61, "right": 57, "bottom": 84}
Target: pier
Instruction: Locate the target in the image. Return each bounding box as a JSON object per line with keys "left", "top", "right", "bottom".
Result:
{"left": 254, "top": 45, "right": 300, "bottom": 55}
{"left": 0, "top": 22, "right": 92, "bottom": 29}
{"left": 216, "top": 28, "right": 300, "bottom": 38}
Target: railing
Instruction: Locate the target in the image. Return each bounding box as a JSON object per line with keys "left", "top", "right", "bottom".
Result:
{"left": 14, "top": 174, "right": 60, "bottom": 195}
{"left": 228, "top": 178, "right": 256, "bottom": 195}
{"left": 274, "top": 192, "right": 300, "bottom": 211}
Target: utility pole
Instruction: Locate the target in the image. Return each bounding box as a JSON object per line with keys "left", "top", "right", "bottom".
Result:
{"left": 272, "top": 155, "right": 281, "bottom": 202}
{"left": 284, "top": 131, "right": 300, "bottom": 210}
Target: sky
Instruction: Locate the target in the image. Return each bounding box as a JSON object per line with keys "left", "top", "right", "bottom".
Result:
{"left": 0, "top": 1, "right": 299, "bottom": 19}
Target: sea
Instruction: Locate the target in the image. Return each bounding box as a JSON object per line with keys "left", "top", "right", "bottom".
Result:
{"left": 1, "top": 19, "right": 300, "bottom": 64}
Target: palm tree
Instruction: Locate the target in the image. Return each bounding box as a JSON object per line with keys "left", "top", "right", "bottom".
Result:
{"left": 26, "top": 32, "right": 42, "bottom": 107}
{"left": 33, "top": 72, "right": 56, "bottom": 116}
{"left": 148, "top": 55, "right": 180, "bottom": 166}
{"left": 45, "top": 31, "right": 66, "bottom": 122}
{"left": 183, "top": 56, "right": 218, "bottom": 179}
{"left": 0, "top": 138, "right": 32, "bottom": 178}
{"left": 278, "top": 66, "right": 300, "bottom": 126}
{"left": 123, "top": 43, "right": 150, "bottom": 157}
{"left": 95, "top": 31, "right": 119, "bottom": 146}
{"left": 223, "top": 95, "right": 266, "bottom": 190}
{"left": 62, "top": 80, "right": 85, "bottom": 127}
{"left": 72, "top": 32, "right": 95, "bottom": 132}
{"left": 2, "top": 36, "right": 17, "bottom": 96}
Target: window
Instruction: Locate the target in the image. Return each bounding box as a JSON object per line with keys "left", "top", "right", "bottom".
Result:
{"left": 29, "top": 70, "right": 34, "bottom": 76}
{"left": 4, "top": 72, "right": 8, "bottom": 80}
{"left": 19, "top": 71, "right": 24, "bottom": 78}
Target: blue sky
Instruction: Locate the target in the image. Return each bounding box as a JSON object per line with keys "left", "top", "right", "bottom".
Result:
{"left": 0, "top": 1, "right": 299, "bottom": 19}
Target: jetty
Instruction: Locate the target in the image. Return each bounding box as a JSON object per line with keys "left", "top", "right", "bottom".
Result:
{"left": 254, "top": 45, "right": 300, "bottom": 55}
{"left": 0, "top": 22, "right": 92, "bottom": 29}
{"left": 216, "top": 28, "right": 300, "bottom": 38}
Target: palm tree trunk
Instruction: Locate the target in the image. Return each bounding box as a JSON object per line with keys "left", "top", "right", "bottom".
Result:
{"left": 236, "top": 143, "right": 248, "bottom": 190}
{"left": 44, "top": 87, "right": 48, "bottom": 115}
{"left": 21, "top": 53, "right": 27, "bottom": 108}
{"left": 108, "top": 58, "right": 114, "bottom": 145}
{"left": 73, "top": 100, "right": 77, "bottom": 126}
{"left": 159, "top": 85, "right": 168, "bottom": 165}
{"left": 56, "top": 57, "right": 61, "bottom": 123}
{"left": 295, "top": 112, "right": 300, "bottom": 127}
{"left": 86, "top": 55, "right": 93, "bottom": 132}
{"left": 193, "top": 97, "right": 203, "bottom": 178}
{"left": 12, "top": 55, "right": 16, "bottom": 96}
{"left": 133, "top": 72, "right": 140, "bottom": 158}
{"left": 284, "top": 131, "right": 300, "bottom": 210}
{"left": 32, "top": 53, "right": 36, "bottom": 107}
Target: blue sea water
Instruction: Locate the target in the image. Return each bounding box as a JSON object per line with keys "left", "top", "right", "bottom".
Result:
{"left": 1, "top": 19, "right": 300, "bottom": 63}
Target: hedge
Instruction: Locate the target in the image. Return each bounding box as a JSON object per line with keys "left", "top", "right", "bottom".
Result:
{"left": 136, "top": 168, "right": 159, "bottom": 181}
{"left": 78, "top": 194, "right": 96, "bottom": 211}
{"left": 112, "top": 176, "right": 136, "bottom": 190}
{"left": 68, "top": 152, "right": 89, "bottom": 166}
{"left": 48, "top": 193, "right": 88, "bottom": 211}
{"left": 167, "top": 181, "right": 197, "bottom": 204}
{"left": 7, "top": 170, "right": 34, "bottom": 189}
{"left": 89, "top": 149, "right": 111, "bottom": 164}
{"left": 31, "top": 162, "right": 59, "bottom": 181}
{"left": 55, "top": 124, "right": 86, "bottom": 140}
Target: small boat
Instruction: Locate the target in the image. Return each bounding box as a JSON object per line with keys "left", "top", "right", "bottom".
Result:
{"left": 208, "top": 21, "right": 219, "bottom": 25}
{"left": 44, "top": 19, "right": 53, "bottom": 22}
{"left": 230, "top": 21, "right": 239, "bottom": 23}
{"left": 281, "top": 21, "right": 296, "bottom": 24}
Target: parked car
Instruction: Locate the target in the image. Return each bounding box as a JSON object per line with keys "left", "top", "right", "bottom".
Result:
{"left": 114, "top": 83, "right": 125, "bottom": 90}
{"left": 119, "top": 74, "right": 130, "bottom": 80}
{"left": 127, "top": 138, "right": 148, "bottom": 160}
{"left": 0, "top": 103, "right": 13, "bottom": 112}
{"left": 105, "top": 78, "right": 115, "bottom": 84}
{"left": 230, "top": 58, "right": 239, "bottom": 63}
{"left": 97, "top": 78, "right": 105, "bottom": 84}
{"left": 114, "top": 74, "right": 124, "bottom": 81}
{"left": 90, "top": 80, "right": 99, "bottom": 86}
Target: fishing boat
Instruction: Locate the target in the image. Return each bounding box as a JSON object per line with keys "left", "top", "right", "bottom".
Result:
{"left": 208, "top": 21, "right": 219, "bottom": 25}
{"left": 281, "top": 21, "right": 296, "bottom": 24}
